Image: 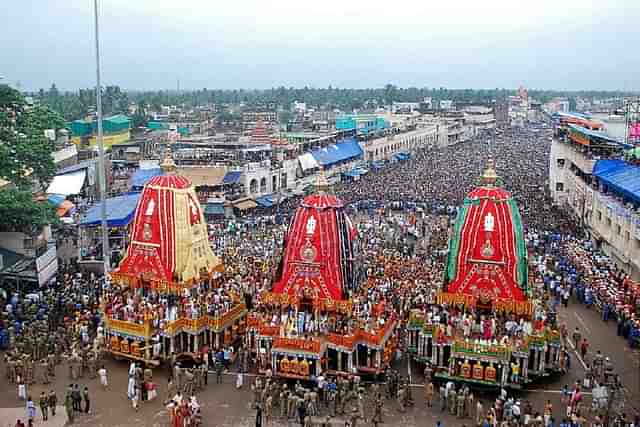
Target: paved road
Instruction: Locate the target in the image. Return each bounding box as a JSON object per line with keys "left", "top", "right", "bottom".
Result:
{"left": 554, "top": 297, "right": 640, "bottom": 414}
{"left": 1, "top": 298, "right": 637, "bottom": 427}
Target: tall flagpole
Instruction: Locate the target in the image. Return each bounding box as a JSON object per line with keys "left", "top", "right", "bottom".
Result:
{"left": 94, "top": 0, "right": 110, "bottom": 272}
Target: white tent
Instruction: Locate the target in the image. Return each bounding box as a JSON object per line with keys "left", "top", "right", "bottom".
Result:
{"left": 298, "top": 153, "right": 319, "bottom": 171}
{"left": 46, "top": 170, "right": 86, "bottom": 195}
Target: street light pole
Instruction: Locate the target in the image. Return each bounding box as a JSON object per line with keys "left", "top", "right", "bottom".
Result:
{"left": 94, "top": 0, "right": 110, "bottom": 273}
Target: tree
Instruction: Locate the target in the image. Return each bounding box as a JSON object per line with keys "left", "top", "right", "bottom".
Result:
{"left": 0, "top": 188, "right": 58, "bottom": 233}
{"left": 0, "top": 84, "right": 24, "bottom": 108}
{"left": 131, "top": 101, "right": 147, "bottom": 128}
{"left": 384, "top": 84, "right": 397, "bottom": 105}
{"left": 0, "top": 84, "right": 65, "bottom": 233}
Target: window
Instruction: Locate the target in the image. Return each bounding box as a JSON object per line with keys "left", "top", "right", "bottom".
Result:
{"left": 625, "top": 231, "right": 630, "bottom": 241}
{"left": 616, "top": 224, "right": 622, "bottom": 235}
{"left": 606, "top": 217, "right": 612, "bottom": 228}
{"left": 597, "top": 211, "right": 602, "bottom": 221}
{"left": 557, "top": 159, "right": 565, "bottom": 168}
{"left": 555, "top": 182, "right": 564, "bottom": 191}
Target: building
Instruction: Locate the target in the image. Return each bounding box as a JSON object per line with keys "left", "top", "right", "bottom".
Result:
{"left": 149, "top": 106, "right": 215, "bottom": 136}
{"left": 463, "top": 106, "right": 496, "bottom": 133}
{"left": 361, "top": 123, "right": 441, "bottom": 162}
{"left": 494, "top": 100, "right": 509, "bottom": 128}
{"left": 242, "top": 110, "right": 278, "bottom": 130}
{"left": 391, "top": 102, "right": 421, "bottom": 114}
{"left": 52, "top": 144, "right": 79, "bottom": 171}
{"left": 549, "top": 123, "right": 640, "bottom": 279}
{"left": 46, "top": 158, "right": 112, "bottom": 199}
{"left": 544, "top": 98, "right": 570, "bottom": 114}
{"left": 70, "top": 114, "right": 132, "bottom": 149}
{"left": 335, "top": 114, "right": 389, "bottom": 137}
{"left": 0, "top": 226, "right": 58, "bottom": 288}
{"left": 441, "top": 112, "right": 473, "bottom": 146}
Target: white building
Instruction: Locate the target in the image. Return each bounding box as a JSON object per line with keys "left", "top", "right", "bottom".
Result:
{"left": 391, "top": 102, "right": 421, "bottom": 114}
{"left": 440, "top": 100, "right": 454, "bottom": 111}
{"left": 243, "top": 157, "right": 299, "bottom": 197}
{"left": 549, "top": 127, "right": 640, "bottom": 279}
{"left": 361, "top": 123, "right": 442, "bottom": 162}
{"left": 463, "top": 106, "right": 496, "bottom": 133}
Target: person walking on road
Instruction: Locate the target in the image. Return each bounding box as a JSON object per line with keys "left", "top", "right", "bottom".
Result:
{"left": 48, "top": 390, "right": 57, "bottom": 417}
{"left": 39, "top": 391, "right": 48, "bottom": 421}
{"left": 98, "top": 365, "right": 108, "bottom": 389}
{"left": 572, "top": 328, "right": 581, "bottom": 348}
{"left": 26, "top": 396, "right": 36, "bottom": 424}
{"left": 83, "top": 386, "right": 91, "bottom": 414}
{"left": 580, "top": 338, "right": 588, "bottom": 360}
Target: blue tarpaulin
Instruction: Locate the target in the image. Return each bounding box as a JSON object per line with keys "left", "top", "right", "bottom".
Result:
{"left": 222, "top": 171, "right": 242, "bottom": 184}
{"left": 80, "top": 193, "right": 141, "bottom": 227}
{"left": 371, "top": 161, "right": 386, "bottom": 170}
{"left": 47, "top": 194, "right": 66, "bottom": 207}
{"left": 593, "top": 159, "right": 640, "bottom": 204}
{"left": 131, "top": 168, "right": 162, "bottom": 189}
{"left": 255, "top": 194, "right": 275, "bottom": 208}
{"left": 310, "top": 138, "right": 363, "bottom": 167}
{"left": 205, "top": 203, "right": 225, "bottom": 215}
{"left": 343, "top": 168, "right": 366, "bottom": 178}
{"left": 393, "top": 152, "right": 410, "bottom": 161}
{"left": 342, "top": 170, "right": 360, "bottom": 178}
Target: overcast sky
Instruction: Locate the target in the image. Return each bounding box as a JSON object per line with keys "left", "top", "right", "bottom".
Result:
{"left": 1, "top": 0, "right": 638, "bottom": 91}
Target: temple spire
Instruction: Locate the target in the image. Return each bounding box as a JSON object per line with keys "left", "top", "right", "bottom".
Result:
{"left": 160, "top": 145, "right": 177, "bottom": 175}
{"left": 480, "top": 158, "right": 499, "bottom": 186}
{"left": 315, "top": 167, "right": 331, "bottom": 194}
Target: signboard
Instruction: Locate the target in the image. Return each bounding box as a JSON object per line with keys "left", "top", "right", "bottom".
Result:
{"left": 36, "top": 245, "right": 58, "bottom": 286}
{"left": 38, "top": 257, "right": 58, "bottom": 285}
{"left": 36, "top": 246, "right": 56, "bottom": 272}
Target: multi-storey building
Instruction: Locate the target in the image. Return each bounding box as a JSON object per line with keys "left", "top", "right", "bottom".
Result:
{"left": 70, "top": 114, "right": 132, "bottom": 149}
{"left": 463, "top": 106, "right": 496, "bottom": 133}
{"left": 361, "top": 123, "right": 441, "bottom": 162}
{"left": 549, "top": 123, "right": 640, "bottom": 279}
{"left": 335, "top": 114, "right": 389, "bottom": 137}
{"left": 242, "top": 110, "right": 278, "bottom": 130}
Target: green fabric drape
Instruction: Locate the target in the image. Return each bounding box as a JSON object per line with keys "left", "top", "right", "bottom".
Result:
{"left": 508, "top": 199, "right": 528, "bottom": 289}
{"left": 445, "top": 200, "right": 476, "bottom": 282}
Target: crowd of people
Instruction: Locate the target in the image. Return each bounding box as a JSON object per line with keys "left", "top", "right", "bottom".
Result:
{"left": 1, "top": 125, "right": 639, "bottom": 427}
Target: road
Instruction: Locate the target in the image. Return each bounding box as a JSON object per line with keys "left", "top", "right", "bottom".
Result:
{"left": 2, "top": 297, "right": 637, "bottom": 427}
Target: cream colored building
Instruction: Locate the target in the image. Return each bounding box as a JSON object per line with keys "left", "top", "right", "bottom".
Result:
{"left": 361, "top": 123, "right": 444, "bottom": 162}
{"left": 549, "top": 137, "right": 640, "bottom": 279}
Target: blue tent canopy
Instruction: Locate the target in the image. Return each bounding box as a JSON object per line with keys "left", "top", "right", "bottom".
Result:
{"left": 131, "top": 168, "right": 162, "bottom": 189}
{"left": 255, "top": 194, "right": 275, "bottom": 208}
{"left": 80, "top": 193, "right": 141, "bottom": 227}
{"left": 310, "top": 138, "right": 363, "bottom": 167}
{"left": 593, "top": 159, "right": 640, "bottom": 204}
{"left": 222, "top": 171, "right": 242, "bottom": 184}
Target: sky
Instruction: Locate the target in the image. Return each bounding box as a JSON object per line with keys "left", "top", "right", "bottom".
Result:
{"left": 1, "top": 0, "right": 639, "bottom": 92}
